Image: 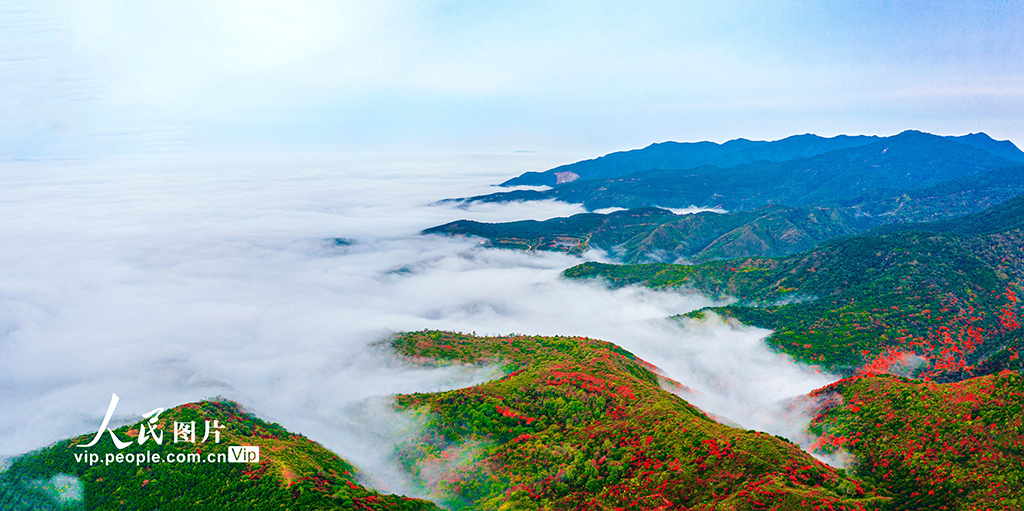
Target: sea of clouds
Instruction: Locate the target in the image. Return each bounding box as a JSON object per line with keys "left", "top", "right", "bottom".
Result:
{"left": 0, "top": 152, "right": 838, "bottom": 494}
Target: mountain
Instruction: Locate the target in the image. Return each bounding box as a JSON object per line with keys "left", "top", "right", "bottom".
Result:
{"left": 8, "top": 331, "right": 1018, "bottom": 510}
{"left": 501, "top": 131, "right": 1024, "bottom": 188}
{"left": 502, "top": 133, "right": 880, "bottom": 187}
{"left": 426, "top": 205, "right": 874, "bottom": 263}
{"left": 455, "top": 131, "right": 1021, "bottom": 212}
{"left": 427, "top": 166, "right": 1024, "bottom": 263}
{"left": 390, "top": 331, "right": 883, "bottom": 510}
{"left": 948, "top": 132, "right": 1024, "bottom": 163}
{"left": 0, "top": 400, "right": 438, "bottom": 511}
{"left": 808, "top": 372, "right": 1024, "bottom": 510}
{"left": 563, "top": 194, "right": 1024, "bottom": 378}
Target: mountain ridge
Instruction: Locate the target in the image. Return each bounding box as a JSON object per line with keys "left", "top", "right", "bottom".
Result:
{"left": 458, "top": 131, "right": 1021, "bottom": 212}
{"left": 501, "top": 133, "right": 881, "bottom": 187}
{"left": 501, "top": 130, "right": 1024, "bottom": 189}
{"left": 427, "top": 165, "right": 1024, "bottom": 263}
{"left": 390, "top": 331, "right": 884, "bottom": 510}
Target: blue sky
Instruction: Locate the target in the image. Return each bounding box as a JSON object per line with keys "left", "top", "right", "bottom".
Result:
{"left": 3, "top": 1, "right": 1022, "bottom": 158}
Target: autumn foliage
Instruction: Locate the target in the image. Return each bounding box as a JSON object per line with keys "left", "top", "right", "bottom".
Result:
{"left": 809, "top": 372, "right": 1024, "bottom": 510}
{"left": 391, "top": 331, "right": 883, "bottom": 510}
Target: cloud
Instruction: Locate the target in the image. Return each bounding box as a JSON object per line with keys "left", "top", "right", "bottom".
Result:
{"left": 0, "top": 153, "right": 837, "bottom": 490}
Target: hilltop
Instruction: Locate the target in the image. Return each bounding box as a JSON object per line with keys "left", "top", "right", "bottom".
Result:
{"left": 0, "top": 400, "right": 438, "bottom": 511}
{"left": 8, "top": 331, "right": 1020, "bottom": 510}
{"left": 390, "top": 331, "right": 882, "bottom": 510}
{"left": 0, "top": 333, "right": 887, "bottom": 511}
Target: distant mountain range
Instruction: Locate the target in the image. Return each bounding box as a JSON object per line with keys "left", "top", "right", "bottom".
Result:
{"left": 428, "top": 164, "right": 1024, "bottom": 263}
{"left": 451, "top": 131, "right": 1024, "bottom": 212}
{"left": 429, "top": 131, "right": 1024, "bottom": 264}
{"left": 501, "top": 130, "right": 1024, "bottom": 188}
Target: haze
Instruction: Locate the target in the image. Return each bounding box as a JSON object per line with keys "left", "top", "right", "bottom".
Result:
{"left": 3, "top": 1, "right": 1022, "bottom": 158}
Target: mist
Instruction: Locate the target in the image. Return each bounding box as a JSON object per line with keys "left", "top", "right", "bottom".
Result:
{"left": 0, "top": 152, "right": 839, "bottom": 492}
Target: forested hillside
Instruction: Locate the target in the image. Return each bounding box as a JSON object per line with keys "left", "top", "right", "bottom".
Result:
{"left": 390, "top": 331, "right": 882, "bottom": 510}
{"left": 808, "top": 372, "right": 1024, "bottom": 510}
{"left": 8, "top": 330, "right": 1020, "bottom": 510}
{"left": 0, "top": 400, "right": 437, "bottom": 511}
{"left": 564, "top": 195, "right": 1024, "bottom": 378}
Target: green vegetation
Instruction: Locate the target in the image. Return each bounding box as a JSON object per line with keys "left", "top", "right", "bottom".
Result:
{"left": 425, "top": 205, "right": 874, "bottom": 263}
{"left": 808, "top": 372, "right": 1024, "bottom": 510}
{"left": 390, "top": 330, "right": 883, "bottom": 510}
{"left": 564, "top": 196, "right": 1024, "bottom": 377}
{"left": 0, "top": 400, "right": 437, "bottom": 511}
{"left": 8, "top": 330, "right": 1019, "bottom": 510}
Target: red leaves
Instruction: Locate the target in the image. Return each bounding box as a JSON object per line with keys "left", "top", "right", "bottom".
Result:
{"left": 857, "top": 348, "right": 916, "bottom": 376}
{"left": 495, "top": 404, "right": 536, "bottom": 424}
{"left": 998, "top": 288, "right": 1020, "bottom": 330}
{"left": 811, "top": 372, "right": 1024, "bottom": 508}
{"left": 809, "top": 433, "right": 849, "bottom": 451}
{"left": 701, "top": 438, "right": 732, "bottom": 459}
{"left": 618, "top": 385, "right": 635, "bottom": 400}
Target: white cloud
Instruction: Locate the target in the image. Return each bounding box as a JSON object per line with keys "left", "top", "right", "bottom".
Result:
{"left": 0, "top": 153, "right": 838, "bottom": 490}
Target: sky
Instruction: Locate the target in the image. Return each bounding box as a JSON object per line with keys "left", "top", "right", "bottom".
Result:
{"left": 2, "top": 0, "right": 1022, "bottom": 159}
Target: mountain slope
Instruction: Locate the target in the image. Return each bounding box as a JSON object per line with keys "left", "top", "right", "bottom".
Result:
{"left": 428, "top": 166, "right": 1024, "bottom": 263}
{"left": 390, "top": 331, "right": 883, "bottom": 510}
{"left": 459, "top": 131, "right": 1020, "bottom": 212}
{"left": 563, "top": 195, "right": 1024, "bottom": 377}
{"left": 808, "top": 372, "right": 1024, "bottom": 510}
{"left": 948, "top": 132, "right": 1024, "bottom": 163}
{"left": 426, "top": 205, "right": 874, "bottom": 263}
{"left": 0, "top": 400, "right": 438, "bottom": 511}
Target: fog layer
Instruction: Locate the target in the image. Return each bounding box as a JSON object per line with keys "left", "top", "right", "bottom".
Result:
{"left": 0, "top": 153, "right": 837, "bottom": 488}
